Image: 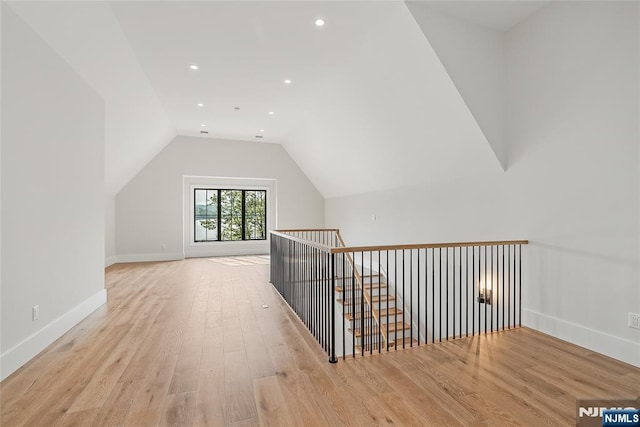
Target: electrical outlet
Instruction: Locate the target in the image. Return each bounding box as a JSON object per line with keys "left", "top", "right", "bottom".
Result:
{"left": 32, "top": 305, "right": 40, "bottom": 321}
{"left": 629, "top": 312, "right": 640, "bottom": 329}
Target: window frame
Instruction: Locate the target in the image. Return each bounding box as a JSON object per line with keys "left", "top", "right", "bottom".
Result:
{"left": 184, "top": 177, "right": 275, "bottom": 259}
{"left": 193, "top": 188, "right": 267, "bottom": 243}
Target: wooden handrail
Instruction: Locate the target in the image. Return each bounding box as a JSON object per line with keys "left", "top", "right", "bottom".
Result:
{"left": 336, "top": 230, "right": 388, "bottom": 349}
{"left": 331, "top": 239, "right": 529, "bottom": 254}
{"left": 269, "top": 230, "right": 333, "bottom": 252}
{"left": 272, "top": 230, "right": 528, "bottom": 254}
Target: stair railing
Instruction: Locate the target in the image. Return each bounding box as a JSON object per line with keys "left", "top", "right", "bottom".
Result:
{"left": 270, "top": 229, "right": 528, "bottom": 362}
{"left": 270, "top": 230, "right": 339, "bottom": 363}
{"left": 334, "top": 231, "right": 389, "bottom": 351}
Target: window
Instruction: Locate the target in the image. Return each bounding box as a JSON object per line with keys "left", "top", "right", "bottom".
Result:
{"left": 194, "top": 188, "right": 266, "bottom": 242}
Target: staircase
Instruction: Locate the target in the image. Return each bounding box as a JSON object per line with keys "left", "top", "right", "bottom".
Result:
{"left": 335, "top": 268, "right": 417, "bottom": 353}
{"left": 270, "top": 228, "right": 527, "bottom": 363}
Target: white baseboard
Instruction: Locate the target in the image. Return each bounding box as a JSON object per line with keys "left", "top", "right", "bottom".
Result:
{"left": 186, "top": 248, "right": 269, "bottom": 259}
{"left": 115, "top": 252, "right": 185, "bottom": 264}
{"left": 1, "top": 289, "right": 107, "bottom": 381}
{"left": 522, "top": 308, "right": 640, "bottom": 368}
{"left": 185, "top": 241, "right": 269, "bottom": 259}
{"left": 110, "top": 250, "right": 270, "bottom": 264}
{"left": 105, "top": 255, "right": 117, "bottom": 268}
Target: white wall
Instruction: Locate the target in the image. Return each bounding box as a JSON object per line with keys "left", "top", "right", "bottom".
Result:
{"left": 7, "top": 1, "right": 176, "bottom": 196}
{"left": 116, "top": 136, "right": 324, "bottom": 261}
{"left": 406, "top": 1, "right": 507, "bottom": 169}
{"left": 326, "top": 2, "right": 640, "bottom": 367}
{"left": 0, "top": 1, "right": 4, "bottom": 376}
{"left": 105, "top": 194, "right": 116, "bottom": 267}
{"left": 1, "top": 7, "right": 106, "bottom": 379}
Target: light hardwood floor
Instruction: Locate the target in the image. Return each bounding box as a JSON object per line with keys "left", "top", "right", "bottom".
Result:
{"left": 1, "top": 258, "right": 639, "bottom": 426}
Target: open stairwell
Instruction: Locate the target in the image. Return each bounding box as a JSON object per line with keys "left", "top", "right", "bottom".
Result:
{"left": 270, "top": 228, "right": 527, "bottom": 362}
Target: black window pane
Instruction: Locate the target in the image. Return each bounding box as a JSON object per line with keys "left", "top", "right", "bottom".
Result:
{"left": 244, "top": 190, "right": 266, "bottom": 240}
{"left": 195, "top": 188, "right": 265, "bottom": 242}
{"left": 204, "top": 190, "right": 218, "bottom": 241}
{"left": 194, "top": 189, "right": 218, "bottom": 242}
{"left": 220, "top": 190, "right": 242, "bottom": 241}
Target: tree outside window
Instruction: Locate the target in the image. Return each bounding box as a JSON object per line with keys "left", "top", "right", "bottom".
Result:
{"left": 194, "top": 189, "right": 266, "bottom": 242}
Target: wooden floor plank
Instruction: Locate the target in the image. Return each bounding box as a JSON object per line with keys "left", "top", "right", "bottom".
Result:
{"left": 91, "top": 379, "right": 141, "bottom": 426}
{"left": 193, "top": 326, "right": 225, "bottom": 426}
{"left": 161, "top": 391, "right": 197, "bottom": 427}
{"left": 1, "top": 258, "right": 639, "bottom": 427}
{"left": 53, "top": 408, "right": 99, "bottom": 427}
{"left": 124, "top": 347, "right": 180, "bottom": 427}
{"left": 272, "top": 372, "right": 322, "bottom": 427}
{"left": 254, "top": 375, "right": 296, "bottom": 426}
{"left": 224, "top": 350, "right": 258, "bottom": 424}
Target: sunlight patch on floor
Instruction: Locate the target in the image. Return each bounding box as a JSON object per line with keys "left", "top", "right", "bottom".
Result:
{"left": 207, "top": 255, "right": 270, "bottom": 266}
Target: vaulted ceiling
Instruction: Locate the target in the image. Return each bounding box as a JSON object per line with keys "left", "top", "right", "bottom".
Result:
{"left": 6, "top": 1, "right": 547, "bottom": 198}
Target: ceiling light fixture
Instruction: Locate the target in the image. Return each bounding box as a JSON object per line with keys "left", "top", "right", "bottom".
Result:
{"left": 259, "top": 129, "right": 265, "bottom": 133}
{"left": 197, "top": 103, "right": 204, "bottom": 107}
{"left": 201, "top": 124, "right": 206, "bottom": 127}
{"left": 190, "top": 64, "right": 199, "bottom": 70}
{"left": 268, "top": 111, "right": 274, "bottom": 115}
{"left": 315, "top": 18, "right": 325, "bottom": 27}
{"left": 284, "top": 79, "right": 292, "bottom": 84}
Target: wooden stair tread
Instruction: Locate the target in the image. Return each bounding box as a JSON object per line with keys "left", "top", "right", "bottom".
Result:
{"left": 336, "top": 273, "right": 386, "bottom": 282}
{"left": 337, "top": 294, "right": 395, "bottom": 305}
{"left": 336, "top": 273, "right": 384, "bottom": 279}
{"left": 358, "top": 273, "right": 385, "bottom": 280}
{"left": 349, "top": 321, "right": 411, "bottom": 337}
{"left": 345, "top": 307, "right": 403, "bottom": 321}
{"left": 335, "top": 282, "right": 388, "bottom": 292}
{"left": 387, "top": 337, "right": 420, "bottom": 348}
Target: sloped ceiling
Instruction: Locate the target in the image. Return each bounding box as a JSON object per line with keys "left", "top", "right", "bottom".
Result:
{"left": 111, "top": 1, "right": 502, "bottom": 198}
{"left": 406, "top": 1, "right": 548, "bottom": 170}
{"left": 6, "top": 1, "right": 175, "bottom": 196}
{"left": 5, "top": 1, "right": 545, "bottom": 199}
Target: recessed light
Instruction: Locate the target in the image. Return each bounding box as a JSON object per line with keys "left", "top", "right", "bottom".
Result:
{"left": 268, "top": 111, "right": 274, "bottom": 115}
{"left": 197, "top": 103, "right": 204, "bottom": 107}
{"left": 315, "top": 19, "right": 325, "bottom": 27}
{"left": 284, "top": 79, "right": 292, "bottom": 84}
{"left": 190, "top": 64, "right": 199, "bottom": 70}
{"left": 201, "top": 124, "right": 206, "bottom": 127}
{"left": 259, "top": 129, "right": 265, "bottom": 132}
